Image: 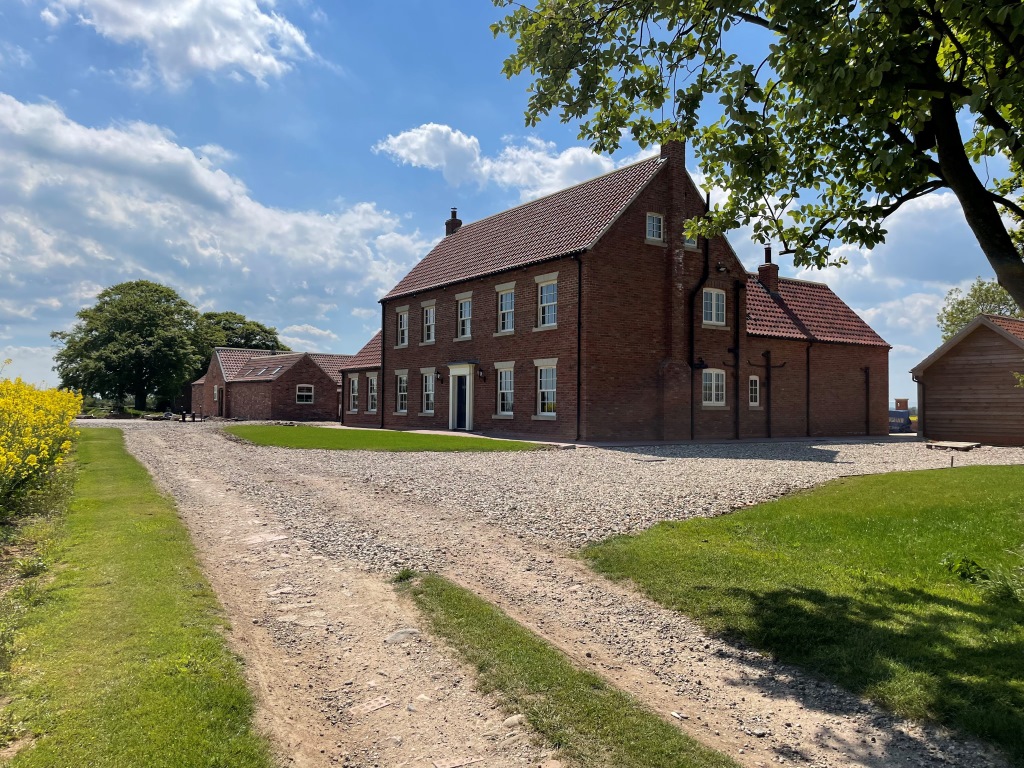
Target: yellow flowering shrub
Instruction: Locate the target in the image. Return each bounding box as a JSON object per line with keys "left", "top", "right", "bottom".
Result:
{"left": 0, "top": 362, "right": 81, "bottom": 509}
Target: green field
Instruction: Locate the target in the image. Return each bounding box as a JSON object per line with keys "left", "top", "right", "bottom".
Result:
{"left": 407, "top": 573, "right": 737, "bottom": 768}
{"left": 0, "top": 428, "right": 273, "bottom": 768}
{"left": 226, "top": 424, "right": 543, "bottom": 452}
{"left": 583, "top": 466, "right": 1024, "bottom": 762}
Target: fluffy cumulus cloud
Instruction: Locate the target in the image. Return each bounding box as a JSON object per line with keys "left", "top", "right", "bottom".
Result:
{"left": 0, "top": 93, "right": 432, "bottom": 383}
{"left": 374, "top": 124, "right": 621, "bottom": 201}
{"left": 38, "top": 0, "right": 314, "bottom": 86}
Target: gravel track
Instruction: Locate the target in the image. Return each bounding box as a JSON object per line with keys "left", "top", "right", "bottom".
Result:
{"left": 104, "top": 421, "right": 1022, "bottom": 768}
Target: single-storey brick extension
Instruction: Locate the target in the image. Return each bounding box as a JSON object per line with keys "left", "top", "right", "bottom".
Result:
{"left": 345, "top": 143, "right": 889, "bottom": 441}
{"left": 912, "top": 314, "right": 1024, "bottom": 446}
{"left": 192, "top": 347, "right": 352, "bottom": 421}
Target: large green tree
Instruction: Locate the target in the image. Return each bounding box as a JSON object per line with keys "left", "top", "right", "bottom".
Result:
{"left": 937, "top": 277, "right": 1024, "bottom": 339}
{"left": 51, "top": 281, "right": 204, "bottom": 410}
{"left": 493, "top": 0, "right": 1024, "bottom": 308}
{"left": 200, "top": 311, "right": 289, "bottom": 352}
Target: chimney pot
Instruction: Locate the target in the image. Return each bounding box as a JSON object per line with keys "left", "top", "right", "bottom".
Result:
{"left": 764, "top": 245, "right": 773, "bottom": 264}
{"left": 445, "top": 207, "right": 462, "bottom": 236}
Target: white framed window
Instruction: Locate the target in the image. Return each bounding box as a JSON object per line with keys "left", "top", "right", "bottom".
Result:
{"left": 422, "top": 374, "right": 435, "bottom": 414}
{"left": 348, "top": 375, "right": 359, "bottom": 411}
{"left": 422, "top": 305, "right": 435, "bottom": 343}
{"left": 457, "top": 296, "right": 472, "bottom": 338}
{"left": 396, "top": 374, "right": 408, "bottom": 413}
{"left": 537, "top": 277, "right": 557, "bottom": 328}
{"left": 703, "top": 288, "right": 726, "bottom": 325}
{"left": 702, "top": 369, "right": 726, "bottom": 406}
{"left": 367, "top": 375, "right": 378, "bottom": 412}
{"left": 684, "top": 219, "right": 698, "bottom": 248}
{"left": 396, "top": 307, "right": 409, "bottom": 347}
{"left": 497, "top": 367, "right": 514, "bottom": 415}
{"left": 296, "top": 384, "right": 314, "bottom": 404}
{"left": 213, "top": 385, "right": 219, "bottom": 401}
{"left": 498, "top": 289, "right": 515, "bottom": 333}
{"left": 646, "top": 212, "right": 664, "bottom": 242}
{"left": 537, "top": 364, "right": 556, "bottom": 416}
{"left": 748, "top": 376, "right": 760, "bottom": 408}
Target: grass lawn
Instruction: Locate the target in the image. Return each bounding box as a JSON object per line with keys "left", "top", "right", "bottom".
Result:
{"left": 406, "top": 573, "right": 737, "bottom": 768}
{"left": 226, "top": 424, "right": 543, "bottom": 452}
{"left": 583, "top": 465, "right": 1024, "bottom": 764}
{"left": 0, "top": 428, "right": 273, "bottom": 768}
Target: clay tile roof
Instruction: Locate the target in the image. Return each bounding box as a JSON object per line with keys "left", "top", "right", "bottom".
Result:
{"left": 192, "top": 375, "right": 206, "bottom": 385}
{"left": 215, "top": 347, "right": 282, "bottom": 380}
{"left": 230, "top": 352, "right": 304, "bottom": 381}
{"left": 341, "top": 330, "right": 382, "bottom": 371}
{"left": 986, "top": 313, "right": 1024, "bottom": 342}
{"left": 310, "top": 353, "right": 355, "bottom": 384}
{"left": 382, "top": 157, "right": 666, "bottom": 300}
{"left": 745, "top": 276, "right": 889, "bottom": 347}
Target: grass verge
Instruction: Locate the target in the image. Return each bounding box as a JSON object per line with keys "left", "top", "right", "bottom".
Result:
{"left": 0, "top": 428, "right": 273, "bottom": 768}
{"left": 226, "top": 424, "right": 543, "bottom": 452}
{"left": 582, "top": 465, "right": 1024, "bottom": 763}
{"left": 406, "top": 573, "right": 738, "bottom": 768}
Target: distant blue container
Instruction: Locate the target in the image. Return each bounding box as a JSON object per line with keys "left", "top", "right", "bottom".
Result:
{"left": 888, "top": 409, "right": 912, "bottom": 433}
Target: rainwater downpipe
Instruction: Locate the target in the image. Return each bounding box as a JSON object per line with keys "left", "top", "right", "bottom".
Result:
{"left": 575, "top": 254, "right": 583, "bottom": 442}
{"left": 732, "top": 278, "right": 741, "bottom": 440}
{"left": 805, "top": 342, "right": 813, "bottom": 437}
{"left": 863, "top": 366, "right": 871, "bottom": 435}
{"left": 379, "top": 302, "right": 386, "bottom": 430}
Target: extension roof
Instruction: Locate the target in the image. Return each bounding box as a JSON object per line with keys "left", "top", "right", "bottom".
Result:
{"left": 912, "top": 313, "right": 1024, "bottom": 374}
{"left": 382, "top": 156, "right": 666, "bottom": 300}
{"left": 213, "top": 348, "right": 353, "bottom": 384}
{"left": 745, "top": 276, "right": 889, "bottom": 347}
{"left": 214, "top": 347, "right": 284, "bottom": 380}
{"left": 340, "top": 330, "right": 382, "bottom": 371}
{"left": 309, "top": 354, "right": 356, "bottom": 384}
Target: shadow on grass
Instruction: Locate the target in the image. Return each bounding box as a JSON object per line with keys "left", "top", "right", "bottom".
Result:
{"left": 723, "top": 582, "right": 1024, "bottom": 764}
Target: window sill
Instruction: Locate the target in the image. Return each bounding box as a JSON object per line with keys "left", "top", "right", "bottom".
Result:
{"left": 684, "top": 243, "right": 700, "bottom": 251}
{"left": 748, "top": 406, "right": 763, "bottom": 411}
{"left": 533, "top": 324, "right": 558, "bottom": 332}
{"left": 418, "top": 411, "right": 435, "bottom": 417}
{"left": 453, "top": 336, "right": 472, "bottom": 343}
{"left": 347, "top": 409, "right": 358, "bottom": 414}
{"left": 365, "top": 410, "right": 377, "bottom": 415}
{"left": 702, "top": 323, "right": 730, "bottom": 331}
{"left": 493, "top": 330, "right": 515, "bottom": 338}
{"left": 644, "top": 237, "right": 667, "bottom": 247}
{"left": 392, "top": 411, "right": 408, "bottom": 416}
{"left": 701, "top": 404, "right": 728, "bottom": 410}
{"left": 394, "top": 344, "right": 408, "bottom": 350}
{"left": 492, "top": 413, "right": 513, "bottom": 420}
{"left": 419, "top": 340, "right": 435, "bottom": 346}
{"left": 531, "top": 413, "right": 557, "bottom": 421}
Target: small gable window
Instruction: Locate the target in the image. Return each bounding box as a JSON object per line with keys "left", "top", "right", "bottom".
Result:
{"left": 646, "top": 213, "right": 664, "bottom": 242}
{"left": 703, "top": 288, "right": 726, "bottom": 326}
{"left": 296, "top": 384, "right": 314, "bottom": 404}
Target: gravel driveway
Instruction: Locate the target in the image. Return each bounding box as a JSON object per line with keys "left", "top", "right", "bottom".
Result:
{"left": 103, "top": 421, "right": 1022, "bottom": 768}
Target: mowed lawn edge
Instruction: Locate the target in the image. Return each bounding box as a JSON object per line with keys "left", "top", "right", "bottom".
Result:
{"left": 582, "top": 465, "right": 1024, "bottom": 764}
{"left": 405, "top": 573, "right": 739, "bottom": 768}
{"left": 225, "top": 424, "right": 544, "bottom": 452}
{"left": 0, "top": 428, "right": 274, "bottom": 768}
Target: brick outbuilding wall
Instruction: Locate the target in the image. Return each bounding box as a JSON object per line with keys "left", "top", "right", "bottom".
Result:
{"left": 341, "top": 369, "right": 382, "bottom": 428}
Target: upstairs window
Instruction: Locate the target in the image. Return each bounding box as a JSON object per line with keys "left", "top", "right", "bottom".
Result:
{"left": 538, "top": 280, "right": 557, "bottom": 327}
{"left": 396, "top": 310, "right": 409, "bottom": 346}
{"left": 457, "top": 297, "right": 472, "bottom": 338}
{"left": 646, "top": 213, "right": 664, "bottom": 242}
{"left": 422, "top": 305, "right": 435, "bottom": 343}
{"left": 684, "top": 219, "right": 698, "bottom": 248}
{"left": 296, "top": 384, "right": 314, "bottom": 404}
{"left": 498, "top": 289, "right": 515, "bottom": 333}
{"left": 703, "top": 288, "right": 726, "bottom": 325}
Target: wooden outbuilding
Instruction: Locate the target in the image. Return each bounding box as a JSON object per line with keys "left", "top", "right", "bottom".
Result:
{"left": 912, "top": 314, "right": 1024, "bottom": 446}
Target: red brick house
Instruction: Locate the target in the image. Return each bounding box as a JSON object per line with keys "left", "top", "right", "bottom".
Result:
{"left": 191, "top": 347, "right": 352, "bottom": 421}
{"left": 376, "top": 142, "right": 889, "bottom": 442}
{"left": 339, "top": 330, "right": 382, "bottom": 428}
{"left": 912, "top": 314, "right": 1024, "bottom": 446}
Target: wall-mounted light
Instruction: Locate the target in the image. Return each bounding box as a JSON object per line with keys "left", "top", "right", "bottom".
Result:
{"left": 477, "top": 369, "right": 486, "bottom": 381}
{"left": 435, "top": 371, "right": 444, "bottom": 382}
{"left": 716, "top": 261, "right": 728, "bottom": 273}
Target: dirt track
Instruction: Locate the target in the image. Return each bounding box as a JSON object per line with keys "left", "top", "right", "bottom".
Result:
{"left": 114, "top": 422, "right": 1012, "bottom": 768}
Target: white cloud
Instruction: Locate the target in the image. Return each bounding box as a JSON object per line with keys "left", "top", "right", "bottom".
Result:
{"left": 0, "top": 43, "right": 32, "bottom": 70}
{"left": 38, "top": 0, "right": 314, "bottom": 87}
{"left": 374, "top": 125, "right": 620, "bottom": 201}
{"left": 282, "top": 323, "right": 338, "bottom": 339}
{"left": 0, "top": 92, "right": 430, "bottom": 383}
{"left": 350, "top": 307, "right": 376, "bottom": 319}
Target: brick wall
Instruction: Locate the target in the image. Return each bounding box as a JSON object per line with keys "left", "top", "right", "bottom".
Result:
{"left": 381, "top": 259, "right": 579, "bottom": 440}
{"left": 268, "top": 357, "right": 339, "bottom": 421}
{"left": 340, "top": 368, "right": 383, "bottom": 428}
{"left": 228, "top": 380, "right": 273, "bottom": 419}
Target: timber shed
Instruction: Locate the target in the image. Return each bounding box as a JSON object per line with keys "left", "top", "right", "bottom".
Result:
{"left": 912, "top": 314, "right": 1024, "bottom": 446}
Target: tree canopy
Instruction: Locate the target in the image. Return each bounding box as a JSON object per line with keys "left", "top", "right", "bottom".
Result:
{"left": 937, "top": 277, "right": 1024, "bottom": 340}
{"left": 51, "top": 282, "right": 290, "bottom": 410}
{"left": 493, "top": 0, "right": 1024, "bottom": 308}
{"left": 51, "top": 281, "right": 204, "bottom": 410}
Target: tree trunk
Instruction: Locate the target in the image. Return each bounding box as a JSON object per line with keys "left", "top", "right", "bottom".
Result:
{"left": 134, "top": 390, "right": 148, "bottom": 411}
{"left": 931, "top": 96, "right": 1024, "bottom": 311}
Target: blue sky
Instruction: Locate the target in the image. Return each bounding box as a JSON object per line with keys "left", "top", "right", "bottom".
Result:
{"left": 0, "top": 1, "right": 1002, "bottom": 405}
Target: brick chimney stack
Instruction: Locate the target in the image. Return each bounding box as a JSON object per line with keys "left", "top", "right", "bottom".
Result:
{"left": 758, "top": 244, "right": 779, "bottom": 293}
{"left": 445, "top": 207, "right": 462, "bottom": 236}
